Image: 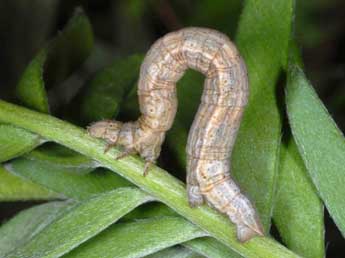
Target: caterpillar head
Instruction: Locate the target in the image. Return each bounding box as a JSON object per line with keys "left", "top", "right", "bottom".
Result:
{"left": 87, "top": 120, "right": 123, "bottom": 144}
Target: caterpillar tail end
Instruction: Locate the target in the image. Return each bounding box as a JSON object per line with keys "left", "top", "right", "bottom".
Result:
{"left": 225, "top": 194, "right": 265, "bottom": 242}
{"left": 236, "top": 216, "right": 264, "bottom": 242}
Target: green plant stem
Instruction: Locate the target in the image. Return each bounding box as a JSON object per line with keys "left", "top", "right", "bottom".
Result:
{"left": 0, "top": 100, "right": 300, "bottom": 258}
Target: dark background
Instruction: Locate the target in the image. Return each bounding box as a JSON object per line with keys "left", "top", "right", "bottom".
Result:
{"left": 0, "top": 0, "right": 344, "bottom": 256}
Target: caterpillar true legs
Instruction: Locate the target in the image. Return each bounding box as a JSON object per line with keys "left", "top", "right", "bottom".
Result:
{"left": 88, "top": 27, "right": 264, "bottom": 241}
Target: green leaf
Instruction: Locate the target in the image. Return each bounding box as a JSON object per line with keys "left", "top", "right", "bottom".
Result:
{"left": 0, "top": 165, "right": 58, "bottom": 201}
{"left": 25, "top": 144, "right": 96, "bottom": 175}
{"left": 0, "top": 124, "right": 43, "bottom": 162}
{"left": 7, "top": 153, "right": 242, "bottom": 258}
{"left": 5, "top": 188, "right": 153, "bottom": 258}
{"left": 121, "top": 202, "right": 176, "bottom": 221}
{"left": 63, "top": 217, "right": 206, "bottom": 258}
{"left": 0, "top": 9, "right": 93, "bottom": 163}
{"left": 184, "top": 237, "right": 243, "bottom": 258}
{"left": 164, "top": 71, "right": 203, "bottom": 175}
{"left": 175, "top": 71, "right": 203, "bottom": 129}
{"left": 16, "top": 8, "right": 93, "bottom": 113}
{"left": 286, "top": 62, "right": 345, "bottom": 238}
{"left": 164, "top": 119, "right": 189, "bottom": 176}
{"left": 273, "top": 140, "right": 324, "bottom": 258}
{"left": 78, "top": 55, "right": 143, "bottom": 123}
{"left": 0, "top": 100, "right": 300, "bottom": 258}
{"left": 5, "top": 153, "right": 244, "bottom": 258}
{"left": 145, "top": 246, "right": 204, "bottom": 258}
{"left": 16, "top": 51, "right": 48, "bottom": 113}
{"left": 122, "top": 202, "right": 243, "bottom": 257}
{"left": 0, "top": 201, "right": 72, "bottom": 257}
{"left": 6, "top": 158, "right": 132, "bottom": 201}
{"left": 232, "top": 0, "right": 294, "bottom": 230}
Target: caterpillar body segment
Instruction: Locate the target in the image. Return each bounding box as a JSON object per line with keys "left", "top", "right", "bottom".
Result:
{"left": 88, "top": 27, "right": 264, "bottom": 241}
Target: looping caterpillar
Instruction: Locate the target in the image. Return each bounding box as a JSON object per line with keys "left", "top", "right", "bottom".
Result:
{"left": 88, "top": 27, "right": 264, "bottom": 241}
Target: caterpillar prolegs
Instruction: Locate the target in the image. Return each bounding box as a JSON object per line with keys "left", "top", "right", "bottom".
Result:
{"left": 88, "top": 27, "right": 264, "bottom": 241}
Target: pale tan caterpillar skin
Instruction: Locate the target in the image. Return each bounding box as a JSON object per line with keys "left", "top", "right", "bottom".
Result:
{"left": 88, "top": 27, "right": 264, "bottom": 241}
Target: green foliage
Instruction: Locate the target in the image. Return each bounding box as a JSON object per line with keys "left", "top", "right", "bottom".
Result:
{"left": 0, "top": 165, "right": 58, "bottom": 201}
{"left": 286, "top": 60, "right": 345, "bottom": 238}
{"left": 0, "top": 202, "right": 71, "bottom": 257}
{"left": 0, "top": 1, "right": 342, "bottom": 257}
{"left": 7, "top": 158, "right": 132, "bottom": 200}
{"left": 25, "top": 144, "right": 96, "bottom": 175}
{"left": 233, "top": 0, "right": 294, "bottom": 230}
{"left": 5, "top": 188, "right": 153, "bottom": 258}
{"left": 0, "top": 125, "right": 42, "bottom": 163}
{"left": 0, "top": 8, "right": 93, "bottom": 164}
{"left": 16, "top": 8, "right": 93, "bottom": 113}
{"left": 77, "top": 55, "right": 143, "bottom": 123}
{"left": 63, "top": 217, "right": 206, "bottom": 258}
{"left": 273, "top": 141, "right": 324, "bottom": 258}
{"left": 145, "top": 246, "right": 203, "bottom": 258}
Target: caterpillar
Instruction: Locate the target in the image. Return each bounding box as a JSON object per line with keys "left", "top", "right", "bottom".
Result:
{"left": 88, "top": 27, "right": 264, "bottom": 242}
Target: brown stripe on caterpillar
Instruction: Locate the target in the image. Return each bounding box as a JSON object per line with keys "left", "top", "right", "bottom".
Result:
{"left": 87, "top": 27, "right": 264, "bottom": 242}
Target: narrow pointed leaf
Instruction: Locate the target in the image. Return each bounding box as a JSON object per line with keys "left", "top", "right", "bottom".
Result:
{"left": 232, "top": 0, "right": 295, "bottom": 230}
{"left": 145, "top": 246, "right": 204, "bottom": 258}
{"left": 7, "top": 152, "right": 242, "bottom": 257}
{"left": 0, "top": 9, "right": 93, "bottom": 163}
{"left": 78, "top": 55, "right": 143, "bottom": 123}
{"left": 16, "top": 8, "right": 93, "bottom": 113}
{"left": 286, "top": 63, "right": 345, "bottom": 238}
{"left": 6, "top": 158, "right": 132, "bottom": 201}
{"left": 5, "top": 188, "right": 153, "bottom": 258}
{"left": 121, "top": 202, "right": 175, "bottom": 221}
{"left": 184, "top": 237, "right": 243, "bottom": 258}
{"left": 4, "top": 157, "right": 245, "bottom": 258}
{"left": 63, "top": 217, "right": 206, "bottom": 258}
{"left": 273, "top": 140, "right": 324, "bottom": 258}
{"left": 25, "top": 144, "right": 97, "bottom": 175}
{"left": 0, "top": 201, "right": 72, "bottom": 257}
{"left": 0, "top": 125, "right": 43, "bottom": 162}
{"left": 0, "top": 165, "right": 58, "bottom": 201}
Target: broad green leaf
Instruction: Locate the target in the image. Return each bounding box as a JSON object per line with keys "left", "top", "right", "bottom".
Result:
{"left": 0, "top": 165, "right": 58, "bottom": 201}
{"left": 16, "top": 8, "right": 93, "bottom": 113}
{"left": 273, "top": 140, "right": 324, "bottom": 258}
{"left": 78, "top": 55, "right": 143, "bottom": 123}
{"left": 286, "top": 63, "right": 345, "bottom": 238}
{"left": 25, "top": 144, "right": 97, "bottom": 175}
{"left": 6, "top": 158, "right": 132, "bottom": 200}
{"left": 63, "top": 217, "right": 206, "bottom": 258}
{"left": 0, "top": 201, "right": 72, "bottom": 257}
{"left": 145, "top": 246, "right": 204, "bottom": 258}
{"left": 5, "top": 188, "right": 153, "bottom": 258}
{"left": 0, "top": 124, "right": 43, "bottom": 162}
{"left": 232, "top": 0, "right": 294, "bottom": 230}
{"left": 184, "top": 237, "right": 243, "bottom": 258}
